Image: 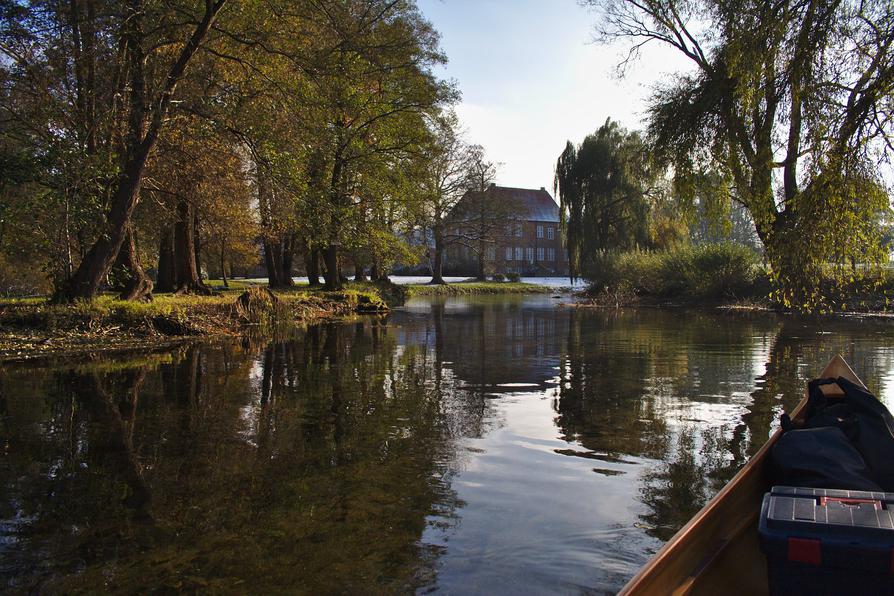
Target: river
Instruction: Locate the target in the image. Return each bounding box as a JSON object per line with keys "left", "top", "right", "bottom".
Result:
{"left": 3, "top": 295, "right": 894, "bottom": 594}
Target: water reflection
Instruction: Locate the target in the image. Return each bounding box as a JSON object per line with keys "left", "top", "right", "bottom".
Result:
{"left": 3, "top": 297, "right": 894, "bottom": 593}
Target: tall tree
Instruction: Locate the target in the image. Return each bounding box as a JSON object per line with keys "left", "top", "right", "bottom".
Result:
{"left": 300, "top": 0, "right": 453, "bottom": 289}
{"left": 591, "top": 0, "right": 894, "bottom": 308}
{"left": 555, "top": 119, "right": 654, "bottom": 280}
{"left": 444, "top": 145, "right": 504, "bottom": 281}
{"left": 417, "top": 113, "right": 475, "bottom": 284}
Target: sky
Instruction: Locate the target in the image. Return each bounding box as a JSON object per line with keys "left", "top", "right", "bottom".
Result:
{"left": 416, "top": 0, "right": 693, "bottom": 193}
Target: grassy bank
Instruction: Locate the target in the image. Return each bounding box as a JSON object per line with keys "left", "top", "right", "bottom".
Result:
{"left": 406, "top": 280, "right": 554, "bottom": 297}
{"left": 0, "top": 285, "right": 390, "bottom": 363}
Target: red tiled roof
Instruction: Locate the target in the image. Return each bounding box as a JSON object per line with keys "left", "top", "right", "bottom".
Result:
{"left": 454, "top": 185, "right": 561, "bottom": 223}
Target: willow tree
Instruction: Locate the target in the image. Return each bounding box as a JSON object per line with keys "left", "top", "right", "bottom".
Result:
{"left": 591, "top": 0, "right": 894, "bottom": 309}
{"left": 555, "top": 119, "right": 654, "bottom": 281}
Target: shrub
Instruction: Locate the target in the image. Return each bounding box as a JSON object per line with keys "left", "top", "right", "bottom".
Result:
{"left": 584, "top": 249, "right": 665, "bottom": 296}
{"left": 685, "top": 243, "right": 759, "bottom": 299}
{"left": 491, "top": 273, "right": 505, "bottom": 282}
{"left": 506, "top": 272, "right": 521, "bottom": 282}
{"left": 582, "top": 243, "right": 760, "bottom": 302}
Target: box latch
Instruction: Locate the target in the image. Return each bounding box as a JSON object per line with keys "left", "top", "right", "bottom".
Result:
{"left": 819, "top": 496, "right": 883, "bottom": 510}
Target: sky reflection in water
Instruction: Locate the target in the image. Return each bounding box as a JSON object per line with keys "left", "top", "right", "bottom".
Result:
{"left": 3, "top": 295, "right": 894, "bottom": 594}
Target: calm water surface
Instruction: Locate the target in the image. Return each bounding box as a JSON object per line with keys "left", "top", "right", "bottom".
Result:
{"left": 3, "top": 296, "right": 894, "bottom": 594}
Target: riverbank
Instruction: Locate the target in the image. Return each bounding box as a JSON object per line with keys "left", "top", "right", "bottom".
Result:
{"left": 0, "top": 285, "right": 392, "bottom": 363}
{"left": 0, "top": 280, "right": 559, "bottom": 363}
{"left": 570, "top": 293, "right": 894, "bottom": 319}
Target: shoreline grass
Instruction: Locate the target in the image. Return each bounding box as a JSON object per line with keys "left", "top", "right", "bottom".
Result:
{"left": 406, "top": 280, "right": 555, "bottom": 296}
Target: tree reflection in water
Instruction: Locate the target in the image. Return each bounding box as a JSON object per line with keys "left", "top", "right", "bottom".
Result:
{"left": 555, "top": 309, "right": 894, "bottom": 542}
{"left": 3, "top": 300, "right": 894, "bottom": 592}
{"left": 1, "top": 326, "right": 471, "bottom": 593}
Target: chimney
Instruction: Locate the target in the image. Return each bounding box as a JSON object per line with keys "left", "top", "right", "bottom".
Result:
{"left": 540, "top": 186, "right": 546, "bottom": 191}
{"left": 489, "top": 183, "right": 496, "bottom": 189}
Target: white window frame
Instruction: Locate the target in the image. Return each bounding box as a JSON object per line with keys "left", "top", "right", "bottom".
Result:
{"left": 547, "top": 248, "right": 555, "bottom": 261}
{"left": 536, "top": 225, "right": 544, "bottom": 239}
{"left": 526, "top": 247, "right": 534, "bottom": 262}
{"left": 546, "top": 226, "right": 555, "bottom": 240}
{"left": 515, "top": 247, "right": 523, "bottom": 261}
{"left": 506, "top": 246, "right": 513, "bottom": 260}
{"left": 537, "top": 247, "right": 545, "bottom": 261}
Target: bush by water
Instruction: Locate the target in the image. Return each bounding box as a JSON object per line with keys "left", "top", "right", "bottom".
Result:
{"left": 584, "top": 243, "right": 763, "bottom": 302}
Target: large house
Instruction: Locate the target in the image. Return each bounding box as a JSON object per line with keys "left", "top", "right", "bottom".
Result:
{"left": 444, "top": 185, "right": 569, "bottom": 276}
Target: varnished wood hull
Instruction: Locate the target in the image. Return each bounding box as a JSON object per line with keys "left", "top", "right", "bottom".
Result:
{"left": 620, "top": 355, "right": 864, "bottom": 596}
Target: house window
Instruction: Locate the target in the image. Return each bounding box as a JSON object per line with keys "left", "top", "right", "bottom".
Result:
{"left": 536, "top": 225, "right": 544, "bottom": 239}
{"left": 506, "top": 246, "right": 513, "bottom": 260}
{"left": 515, "top": 224, "right": 523, "bottom": 237}
{"left": 547, "top": 248, "right": 556, "bottom": 261}
{"left": 515, "top": 247, "right": 523, "bottom": 261}
{"left": 526, "top": 247, "right": 534, "bottom": 262}
{"left": 546, "top": 227, "right": 555, "bottom": 240}
{"left": 537, "top": 247, "right": 545, "bottom": 261}
{"left": 487, "top": 246, "right": 496, "bottom": 261}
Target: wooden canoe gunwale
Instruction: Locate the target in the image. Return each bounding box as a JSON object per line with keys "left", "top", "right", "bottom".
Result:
{"left": 619, "top": 355, "right": 865, "bottom": 596}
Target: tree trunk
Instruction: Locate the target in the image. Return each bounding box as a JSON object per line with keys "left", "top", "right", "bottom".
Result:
{"left": 322, "top": 244, "right": 341, "bottom": 290}
{"left": 115, "top": 225, "right": 153, "bottom": 301}
{"left": 264, "top": 238, "right": 282, "bottom": 287}
{"left": 219, "top": 245, "right": 228, "bottom": 288}
{"left": 431, "top": 227, "right": 445, "bottom": 284}
{"left": 193, "top": 209, "right": 202, "bottom": 280}
{"left": 55, "top": 156, "right": 149, "bottom": 301}
{"left": 173, "top": 198, "right": 211, "bottom": 294}
{"left": 306, "top": 248, "right": 321, "bottom": 286}
{"left": 63, "top": 196, "right": 73, "bottom": 280}
{"left": 353, "top": 259, "right": 366, "bottom": 282}
{"left": 280, "top": 235, "right": 295, "bottom": 287}
{"left": 156, "top": 228, "right": 175, "bottom": 292}
{"left": 476, "top": 248, "right": 487, "bottom": 281}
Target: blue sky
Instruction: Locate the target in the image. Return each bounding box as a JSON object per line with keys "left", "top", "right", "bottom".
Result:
{"left": 416, "top": 0, "right": 693, "bottom": 193}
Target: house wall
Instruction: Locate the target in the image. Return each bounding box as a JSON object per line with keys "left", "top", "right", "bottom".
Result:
{"left": 445, "top": 219, "right": 569, "bottom": 276}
